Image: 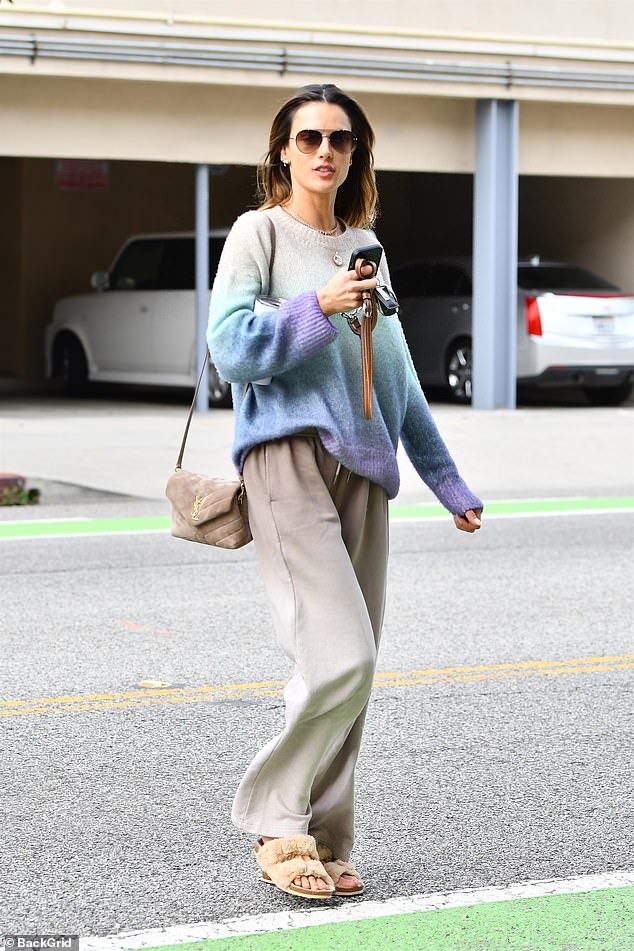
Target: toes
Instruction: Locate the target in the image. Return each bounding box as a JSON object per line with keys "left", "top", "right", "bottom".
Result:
{"left": 293, "top": 874, "right": 330, "bottom": 892}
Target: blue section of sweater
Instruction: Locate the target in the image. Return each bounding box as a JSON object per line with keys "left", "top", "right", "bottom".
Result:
{"left": 207, "top": 205, "right": 482, "bottom": 512}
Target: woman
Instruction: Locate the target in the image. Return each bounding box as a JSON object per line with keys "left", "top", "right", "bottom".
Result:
{"left": 207, "top": 83, "right": 482, "bottom": 900}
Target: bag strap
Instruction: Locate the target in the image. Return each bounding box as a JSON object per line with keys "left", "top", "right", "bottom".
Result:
{"left": 175, "top": 353, "right": 210, "bottom": 470}
{"left": 175, "top": 212, "right": 278, "bottom": 470}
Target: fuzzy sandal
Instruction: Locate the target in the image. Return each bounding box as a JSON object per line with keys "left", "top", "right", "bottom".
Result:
{"left": 254, "top": 835, "right": 335, "bottom": 899}
{"left": 317, "top": 843, "right": 365, "bottom": 896}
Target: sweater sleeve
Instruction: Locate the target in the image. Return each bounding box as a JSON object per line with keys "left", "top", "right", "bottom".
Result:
{"left": 398, "top": 325, "right": 483, "bottom": 515}
{"left": 207, "top": 211, "right": 338, "bottom": 383}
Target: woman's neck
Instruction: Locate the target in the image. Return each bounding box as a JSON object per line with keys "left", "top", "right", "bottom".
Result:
{"left": 283, "top": 195, "right": 337, "bottom": 233}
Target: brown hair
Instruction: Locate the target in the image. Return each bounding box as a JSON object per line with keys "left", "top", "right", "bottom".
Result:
{"left": 257, "top": 83, "right": 378, "bottom": 229}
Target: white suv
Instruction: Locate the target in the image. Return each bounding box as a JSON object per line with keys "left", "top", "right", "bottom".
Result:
{"left": 45, "top": 231, "right": 231, "bottom": 407}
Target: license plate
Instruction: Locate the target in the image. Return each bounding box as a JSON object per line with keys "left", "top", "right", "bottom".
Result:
{"left": 592, "top": 316, "right": 615, "bottom": 333}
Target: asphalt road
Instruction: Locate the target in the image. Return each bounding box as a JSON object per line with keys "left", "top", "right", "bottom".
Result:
{"left": 1, "top": 505, "right": 632, "bottom": 937}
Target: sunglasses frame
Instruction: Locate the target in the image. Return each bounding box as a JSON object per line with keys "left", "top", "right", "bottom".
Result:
{"left": 289, "top": 129, "right": 358, "bottom": 155}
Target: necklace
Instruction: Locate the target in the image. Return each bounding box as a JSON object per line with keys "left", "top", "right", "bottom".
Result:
{"left": 283, "top": 206, "right": 340, "bottom": 236}
{"left": 282, "top": 206, "right": 345, "bottom": 265}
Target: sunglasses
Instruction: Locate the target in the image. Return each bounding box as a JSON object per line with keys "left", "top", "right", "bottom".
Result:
{"left": 289, "top": 129, "right": 358, "bottom": 155}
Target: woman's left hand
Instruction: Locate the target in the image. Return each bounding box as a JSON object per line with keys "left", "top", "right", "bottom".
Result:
{"left": 453, "top": 508, "right": 482, "bottom": 533}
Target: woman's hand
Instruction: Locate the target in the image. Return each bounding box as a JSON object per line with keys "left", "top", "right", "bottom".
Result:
{"left": 317, "top": 264, "right": 378, "bottom": 317}
{"left": 453, "top": 508, "right": 482, "bottom": 533}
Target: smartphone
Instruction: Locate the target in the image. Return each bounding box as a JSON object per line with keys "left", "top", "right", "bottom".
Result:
{"left": 348, "top": 244, "right": 383, "bottom": 273}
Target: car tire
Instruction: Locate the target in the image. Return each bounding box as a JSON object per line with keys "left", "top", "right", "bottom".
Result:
{"left": 208, "top": 361, "right": 233, "bottom": 409}
{"left": 53, "top": 334, "right": 88, "bottom": 395}
{"left": 582, "top": 382, "right": 633, "bottom": 407}
{"left": 445, "top": 337, "right": 472, "bottom": 403}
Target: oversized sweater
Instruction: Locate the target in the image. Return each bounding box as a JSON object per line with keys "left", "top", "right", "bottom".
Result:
{"left": 207, "top": 204, "right": 482, "bottom": 513}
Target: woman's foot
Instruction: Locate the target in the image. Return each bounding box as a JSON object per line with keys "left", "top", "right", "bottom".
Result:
{"left": 260, "top": 836, "right": 332, "bottom": 892}
{"left": 315, "top": 843, "right": 365, "bottom": 896}
{"left": 256, "top": 835, "right": 335, "bottom": 897}
{"left": 337, "top": 871, "right": 362, "bottom": 889}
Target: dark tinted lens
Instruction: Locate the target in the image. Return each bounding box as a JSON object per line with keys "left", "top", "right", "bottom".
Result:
{"left": 329, "top": 130, "right": 356, "bottom": 153}
{"left": 295, "top": 130, "right": 323, "bottom": 152}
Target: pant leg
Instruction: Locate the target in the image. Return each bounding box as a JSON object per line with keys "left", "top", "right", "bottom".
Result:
{"left": 231, "top": 436, "right": 383, "bottom": 838}
{"left": 307, "top": 462, "right": 389, "bottom": 860}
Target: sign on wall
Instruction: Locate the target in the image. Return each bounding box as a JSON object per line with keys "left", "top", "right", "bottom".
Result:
{"left": 54, "top": 160, "right": 110, "bottom": 191}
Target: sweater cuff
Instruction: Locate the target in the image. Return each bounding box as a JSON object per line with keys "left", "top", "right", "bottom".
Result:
{"left": 432, "top": 474, "right": 484, "bottom": 516}
{"left": 281, "top": 291, "right": 338, "bottom": 354}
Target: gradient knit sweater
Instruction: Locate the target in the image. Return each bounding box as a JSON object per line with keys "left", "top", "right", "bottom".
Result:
{"left": 207, "top": 204, "right": 482, "bottom": 513}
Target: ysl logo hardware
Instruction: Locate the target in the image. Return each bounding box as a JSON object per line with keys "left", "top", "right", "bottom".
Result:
{"left": 191, "top": 494, "right": 204, "bottom": 520}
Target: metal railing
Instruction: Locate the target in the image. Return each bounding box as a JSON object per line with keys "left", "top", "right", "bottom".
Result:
{"left": 1, "top": 33, "right": 634, "bottom": 90}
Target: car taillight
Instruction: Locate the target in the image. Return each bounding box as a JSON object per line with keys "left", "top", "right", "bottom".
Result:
{"left": 526, "top": 296, "right": 542, "bottom": 336}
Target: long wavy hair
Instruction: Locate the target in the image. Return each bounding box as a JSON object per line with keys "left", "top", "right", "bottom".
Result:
{"left": 257, "top": 84, "right": 378, "bottom": 229}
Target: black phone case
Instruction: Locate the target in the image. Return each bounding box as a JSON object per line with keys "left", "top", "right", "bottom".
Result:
{"left": 348, "top": 244, "right": 383, "bottom": 271}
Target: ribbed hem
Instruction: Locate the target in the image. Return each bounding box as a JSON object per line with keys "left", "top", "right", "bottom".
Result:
{"left": 319, "top": 432, "right": 400, "bottom": 499}
{"left": 430, "top": 473, "right": 484, "bottom": 515}
{"left": 281, "top": 291, "right": 338, "bottom": 356}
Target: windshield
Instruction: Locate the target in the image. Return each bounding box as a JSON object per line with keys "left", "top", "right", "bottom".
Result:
{"left": 518, "top": 265, "right": 619, "bottom": 292}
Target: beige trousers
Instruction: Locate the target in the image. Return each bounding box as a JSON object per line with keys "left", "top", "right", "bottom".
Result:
{"left": 231, "top": 435, "right": 389, "bottom": 861}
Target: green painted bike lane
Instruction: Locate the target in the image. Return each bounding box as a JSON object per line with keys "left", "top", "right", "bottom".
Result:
{"left": 2, "top": 496, "right": 634, "bottom": 539}
{"left": 137, "top": 886, "right": 634, "bottom": 951}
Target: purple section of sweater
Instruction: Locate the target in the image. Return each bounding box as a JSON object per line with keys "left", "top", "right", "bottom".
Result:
{"left": 318, "top": 432, "right": 482, "bottom": 513}
{"left": 279, "top": 291, "right": 338, "bottom": 364}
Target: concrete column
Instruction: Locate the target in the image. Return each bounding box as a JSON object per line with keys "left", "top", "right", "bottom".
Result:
{"left": 195, "top": 163, "right": 209, "bottom": 413}
{"left": 472, "top": 100, "right": 519, "bottom": 409}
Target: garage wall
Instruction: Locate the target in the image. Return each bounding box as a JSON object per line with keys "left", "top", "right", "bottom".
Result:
{"left": 375, "top": 170, "right": 473, "bottom": 265}
{"left": 0, "top": 159, "right": 22, "bottom": 377}
{"left": 0, "top": 76, "right": 478, "bottom": 173}
{"left": 5, "top": 0, "right": 634, "bottom": 45}
{"left": 519, "top": 102, "right": 634, "bottom": 178}
{"left": 519, "top": 177, "right": 634, "bottom": 291}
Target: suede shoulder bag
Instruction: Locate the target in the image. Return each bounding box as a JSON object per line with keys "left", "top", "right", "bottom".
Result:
{"left": 165, "top": 358, "right": 252, "bottom": 549}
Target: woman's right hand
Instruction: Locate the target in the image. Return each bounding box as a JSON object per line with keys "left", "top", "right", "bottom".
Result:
{"left": 317, "top": 264, "right": 378, "bottom": 317}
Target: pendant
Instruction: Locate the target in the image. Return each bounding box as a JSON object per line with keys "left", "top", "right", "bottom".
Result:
{"left": 333, "top": 252, "right": 343, "bottom": 266}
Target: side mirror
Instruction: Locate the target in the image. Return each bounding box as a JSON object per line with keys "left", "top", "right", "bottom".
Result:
{"left": 90, "top": 270, "right": 110, "bottom": 291}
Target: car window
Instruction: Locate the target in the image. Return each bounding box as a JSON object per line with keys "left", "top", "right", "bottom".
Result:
{"left": 110, "top": 237, "right": 226, "bottom": 291}
{"left": 110, "top": 240, "right": 164, "bottom": 290}
{"left": 392, "top": 263, "right": 471, "bottom": 297}
{"left": 425, "top": 265, "right": 471, "bottom": 295}
{"left": 157, "top": 237, "right": 227, "bottom": 289}
{"left": 158, "top": 238, "right": 226, "bottom": 289}
{"left": 518, "top": 265, "right": 618, "bottom": 291}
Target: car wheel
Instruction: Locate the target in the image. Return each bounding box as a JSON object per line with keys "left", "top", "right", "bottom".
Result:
{"left": 53, "top": 335, "right": 88, "bottom": 394}
{"left": 446, "top": 337, "right": 472, "bottom": 403}
{"left": 582, "top": 382, "right": 633, "bottom": 407}
{"left": 208, "top": 361, "right": 233, "bottom": 409}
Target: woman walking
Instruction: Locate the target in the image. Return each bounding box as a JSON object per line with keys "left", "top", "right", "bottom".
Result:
{"left": 207, "top": 83, "right": 482, "bottom": 900}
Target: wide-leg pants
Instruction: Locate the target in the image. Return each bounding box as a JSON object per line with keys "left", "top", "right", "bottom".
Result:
{"left": 231, "top": 435, "right": 389, "bottom": 861}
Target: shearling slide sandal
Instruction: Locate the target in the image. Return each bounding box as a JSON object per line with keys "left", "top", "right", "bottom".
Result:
{"left": 254, "top": 834, "right": 335, "bottom": 899}
{"left": 317, "top": 843, "right": 365, "bottom": 896}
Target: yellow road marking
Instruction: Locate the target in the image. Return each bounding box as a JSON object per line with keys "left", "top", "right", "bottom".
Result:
{"left": 372, "top": 653, "right": 634, "bottom": 680}
{"left": 1, "top": 654, "right": 632, "bottom": 718}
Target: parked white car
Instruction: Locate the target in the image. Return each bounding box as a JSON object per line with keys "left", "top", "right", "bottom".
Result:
{"left": 45, "top": 230, "right": 231, "bottom": 407}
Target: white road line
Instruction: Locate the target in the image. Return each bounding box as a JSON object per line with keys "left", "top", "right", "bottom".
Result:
{"left": 392, "top": 507, "right": 634, "bottom": 523}
{"left": 0, "top": 529, "right": 168, "bottom": 541}
{"left": 82, "top": 869, "right": 634, "bottom": 951}
{"left": 3, "top": 505, "right": 634, "bottom": 542}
